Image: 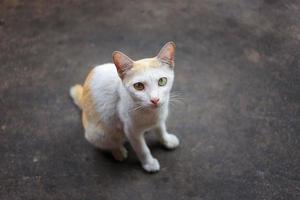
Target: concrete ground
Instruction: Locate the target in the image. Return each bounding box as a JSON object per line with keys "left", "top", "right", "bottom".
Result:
{"left": 1, "top": 0, "right": 300, "bottom": 199}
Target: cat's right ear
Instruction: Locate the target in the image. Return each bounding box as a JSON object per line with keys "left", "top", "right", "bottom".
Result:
{"left": 112, "top": 51, "right": 134, "bottom": 79}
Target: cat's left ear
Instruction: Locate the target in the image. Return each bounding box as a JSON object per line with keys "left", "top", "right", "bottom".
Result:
{"left": 112, "top": 51, "right": 134, "bottom": 79}
{"left": 157, "top": 41, "right": 176, "bottom": 68}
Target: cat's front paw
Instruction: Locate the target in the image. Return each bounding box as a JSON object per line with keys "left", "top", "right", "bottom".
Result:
{"left": 142, "top": 158, "right": 160, "bottom": 172}
{"left": 162, "top": 134, "right": 180, "bottom": 149}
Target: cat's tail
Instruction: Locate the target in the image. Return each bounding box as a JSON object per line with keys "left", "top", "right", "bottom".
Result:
{"left": 70, "top": 84, "right": 83, "bottom": 109}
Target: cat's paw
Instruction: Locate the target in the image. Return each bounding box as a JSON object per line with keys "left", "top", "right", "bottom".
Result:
{"left": 112, "top": 147, "right": 128, "bottom": 162}
{"left": 142, "top": 158, "right": 160, "bottom": 172}
{"left": 162, "top": 134, "right": 180, "bottom": 149}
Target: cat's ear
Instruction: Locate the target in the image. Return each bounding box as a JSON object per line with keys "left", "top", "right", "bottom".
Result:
{"left": 112, "top": 51, "right": 134, "bottom": 79}
{"left": 157, "top": 41, "right": 176, "bottom": 68}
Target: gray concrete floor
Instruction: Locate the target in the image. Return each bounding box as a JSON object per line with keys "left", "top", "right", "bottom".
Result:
{"left": 1, "top": 0, "right": 300, "bottom": 199}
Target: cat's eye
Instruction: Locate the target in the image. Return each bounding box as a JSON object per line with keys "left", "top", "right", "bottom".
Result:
{"left": 158, "top": 77, "right": 167, "bottom": 86}
{"left": 133, "top": 82, "right": 145, "bottom": 91}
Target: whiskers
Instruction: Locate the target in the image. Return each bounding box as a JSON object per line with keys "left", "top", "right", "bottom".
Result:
{"left": 169, "top": 92, "right": 184, "bottom": 106}
{"left": 130, "top": 104, "right": 144, "bottom": 113}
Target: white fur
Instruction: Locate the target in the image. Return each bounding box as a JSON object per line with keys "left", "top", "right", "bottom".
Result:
{"left": 84, "top": 63, "right": 179, "bottom": 172}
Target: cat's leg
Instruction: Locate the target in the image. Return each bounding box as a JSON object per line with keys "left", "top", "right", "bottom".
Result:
{"left": 111, "top": 144, "right": 128, "bottom": 162}
{"left": 125, "top": 128, "right": 160, "bottom": 172}
{"left": 84, "top": 121, "right": 127, "bottom": 161}
{"left": 107, "top": 128, "right": 128, "bottom": 162}
{"left": 155, "top": 122, "right": 179, "bottom": 149}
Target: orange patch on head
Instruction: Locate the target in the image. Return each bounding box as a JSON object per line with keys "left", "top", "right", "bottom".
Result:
{"left": 131, "top": 57, "right": 161, "bottom": 73}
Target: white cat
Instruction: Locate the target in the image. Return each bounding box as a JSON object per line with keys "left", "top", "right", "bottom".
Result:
{"left": 70, "top": 42, "right": 179, "bottom": 172}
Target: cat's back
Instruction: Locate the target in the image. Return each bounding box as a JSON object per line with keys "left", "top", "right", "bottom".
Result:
{"left": 94, "top": 63, "right": 120, "bottom": 113}
{"left": 89, "top": 62, "right": 121, "bottom": 99}
{"left": 89, "top": 63, "right": 121, "bottom": 90}
{"left": 92, "top": 63, "right": 119, "bottom": 81}
{"left": 81, "top": 63, "right": 121, "bottom": 126}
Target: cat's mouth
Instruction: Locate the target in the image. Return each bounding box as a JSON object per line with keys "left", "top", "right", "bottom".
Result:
{"left": 135, "top": 102, "right": 163, "bottom": 110}
{"left": 149, "top": 102, "right": 163, "bottom": 109}
{"left": 151, "top": 104, "right": 159, "bottom": 109}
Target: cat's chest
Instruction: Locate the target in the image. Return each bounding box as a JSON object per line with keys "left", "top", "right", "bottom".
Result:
{"left": 131, "top": 108, "right": 165, "bottom": 129}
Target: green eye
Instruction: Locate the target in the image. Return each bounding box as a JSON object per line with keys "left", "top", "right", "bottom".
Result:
{"left": 158, "top": 77, "right": 167, "bottom": 86}
{"left": 133, "top": 82, "right": 144, "bottom": 90}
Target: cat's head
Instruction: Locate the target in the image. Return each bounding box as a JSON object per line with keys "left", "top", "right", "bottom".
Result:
{"left": 112, "top": 42, "right": 176, "bottom": 109}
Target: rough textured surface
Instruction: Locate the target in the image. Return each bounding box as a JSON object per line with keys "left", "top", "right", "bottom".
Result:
{"left": 1, "top": 0, "right": 300, "bottom": 199}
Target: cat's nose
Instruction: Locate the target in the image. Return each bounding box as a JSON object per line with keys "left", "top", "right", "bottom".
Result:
{"left": 150, "top": 98, "right": 160, "bottom": 105}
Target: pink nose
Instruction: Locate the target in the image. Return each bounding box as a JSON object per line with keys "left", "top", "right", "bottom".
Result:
{"left": 150, "top": 98, "right": 160, "bottom": 105}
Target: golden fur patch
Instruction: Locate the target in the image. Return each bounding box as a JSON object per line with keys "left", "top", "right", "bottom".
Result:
{"left": 132, "top": 57, "right": 160, "bottom": 72}
{"left": 81, "top": 69, "right": 103, "bottom": 129}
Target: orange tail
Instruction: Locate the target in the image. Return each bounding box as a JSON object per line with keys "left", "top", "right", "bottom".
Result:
{"left": 70, "top": 84, "right": 83, "bottom": 109}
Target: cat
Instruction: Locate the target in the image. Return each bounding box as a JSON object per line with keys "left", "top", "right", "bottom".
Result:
{"left": 70, "top": 42, "right": 179, "bottom": 172}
